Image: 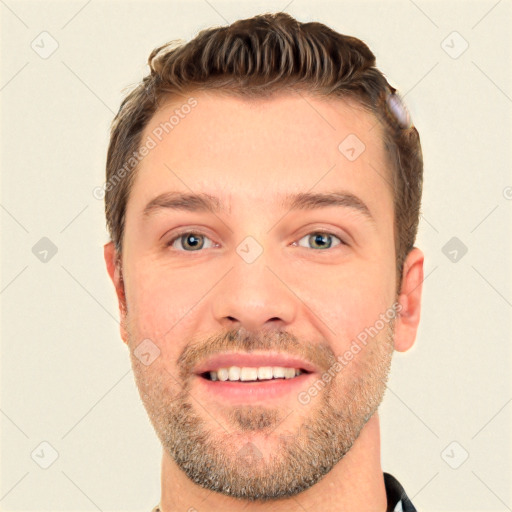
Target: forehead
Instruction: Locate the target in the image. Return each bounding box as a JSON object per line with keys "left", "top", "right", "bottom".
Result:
{"left": 129, "top": 90, "right": 392, "bottom": 216}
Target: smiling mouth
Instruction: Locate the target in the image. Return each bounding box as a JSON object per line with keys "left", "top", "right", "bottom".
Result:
{"left": 200, "top": 366, "right": 311, "bottom": 382}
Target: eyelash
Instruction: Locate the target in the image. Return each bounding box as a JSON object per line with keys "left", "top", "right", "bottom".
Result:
{"left": 165, "top": 230, "right": 348, "bottom": 252}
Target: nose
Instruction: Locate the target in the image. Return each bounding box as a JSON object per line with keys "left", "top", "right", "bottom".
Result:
{"left": 212, "top": 256, "right": 297, "bottom": 333}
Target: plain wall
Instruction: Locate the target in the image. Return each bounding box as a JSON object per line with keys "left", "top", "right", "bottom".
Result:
{"left": 1, "top": 1, "right": 511, "bottom": 510}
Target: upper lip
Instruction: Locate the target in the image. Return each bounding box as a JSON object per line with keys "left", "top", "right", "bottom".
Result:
{"left": 193, "top": 352, "right": 318, "bottom": 375}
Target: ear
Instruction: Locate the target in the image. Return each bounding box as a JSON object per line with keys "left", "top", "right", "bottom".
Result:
{"left": 393, "top": 247, "right": 424, "bottom": 352}
{"left": 104, "top": 241, "right": 129, "bottom": 344}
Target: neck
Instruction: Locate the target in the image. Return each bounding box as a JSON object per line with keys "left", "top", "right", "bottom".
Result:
{"left": 158, "top": 412, "right": 387, "bottom": 512}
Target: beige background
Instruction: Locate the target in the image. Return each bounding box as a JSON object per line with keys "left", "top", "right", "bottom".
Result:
{"left": 1, "top": 0, "right": 511, "bottom": 511}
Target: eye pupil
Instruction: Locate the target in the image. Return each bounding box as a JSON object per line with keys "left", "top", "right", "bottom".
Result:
{"left": 183, "top": 234, "right": 203, "bottom": 250}
{"left": 310, "top": 233, "right": 332, "bottom": 249}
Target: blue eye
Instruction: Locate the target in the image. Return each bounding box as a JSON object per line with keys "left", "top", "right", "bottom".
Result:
{"left": 166, "top": 231, "right": 345, "bottom": 252}
{"left": 295, "top": 232, "right": 343, "bottom": 250}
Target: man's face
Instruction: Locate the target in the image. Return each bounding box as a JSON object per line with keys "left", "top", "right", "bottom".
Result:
{"left": 115, "top": 91, "right": 400, "bottom": 500}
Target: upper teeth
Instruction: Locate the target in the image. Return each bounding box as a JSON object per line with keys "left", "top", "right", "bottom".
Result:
{"left": 210, "top": 366, "right": 302, "bottom": 382}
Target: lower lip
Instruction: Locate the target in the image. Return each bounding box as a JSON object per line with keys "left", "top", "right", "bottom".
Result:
{"left": 194, "top": 373, "right": 316, "bottom": 403}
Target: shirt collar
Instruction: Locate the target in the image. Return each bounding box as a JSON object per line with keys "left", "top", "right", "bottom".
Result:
{"left": 152, "top": 472, "right": 417, "bottom": 512}
{"left": 384, "top": 472, "right": 417, "bottom": 512}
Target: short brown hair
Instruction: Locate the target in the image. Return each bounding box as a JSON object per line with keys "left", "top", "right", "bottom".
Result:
{"left": 105, "top": 12, "right": 423, "bottom": 292}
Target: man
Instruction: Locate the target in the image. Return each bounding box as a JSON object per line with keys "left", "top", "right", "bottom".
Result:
{"left": 104, "top": 11, "right": 424, "bottom": 512}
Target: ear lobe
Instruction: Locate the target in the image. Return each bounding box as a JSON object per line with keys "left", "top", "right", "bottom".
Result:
{"left": 393, "top": 247, "right": 424, "bottom": 352}
{"left": 104, "top": 241, "right": 129, "bottom": 344}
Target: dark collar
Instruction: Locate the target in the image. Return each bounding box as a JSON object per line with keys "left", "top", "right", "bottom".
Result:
{"left": 384, "top": 472, "right": 417, "bottom": 512}
{"left": 152, "top": 472, "right": 417, "bottom": 512}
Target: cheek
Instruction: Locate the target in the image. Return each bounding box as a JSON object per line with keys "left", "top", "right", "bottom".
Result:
{"left": 125, "top": 254, "right": 195, "bottom": 314}
{"left": 123, "top": 259, "right": 202, "bottom": 358}
{"left": 307, "top": 258, "right": 395, "bottom": 348}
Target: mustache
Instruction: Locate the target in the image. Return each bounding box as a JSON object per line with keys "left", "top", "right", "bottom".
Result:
{"left": 177, "top": 327, "right": 337, "bottom": 381}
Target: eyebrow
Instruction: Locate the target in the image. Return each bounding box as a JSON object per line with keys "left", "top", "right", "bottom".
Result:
{"left": 143, "top": 190, "right": 375, "bottom": 223}
{"left": 143, "top": 192, "right": 224, "bottom": 216}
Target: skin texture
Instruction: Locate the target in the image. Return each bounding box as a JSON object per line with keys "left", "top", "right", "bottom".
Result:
{"left": 105, "top": 90, "right": 424, "bottom": 511}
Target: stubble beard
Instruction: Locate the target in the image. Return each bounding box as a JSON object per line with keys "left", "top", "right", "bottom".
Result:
{"left": 129, "top": 323, "right": 395, "bottom": 501}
